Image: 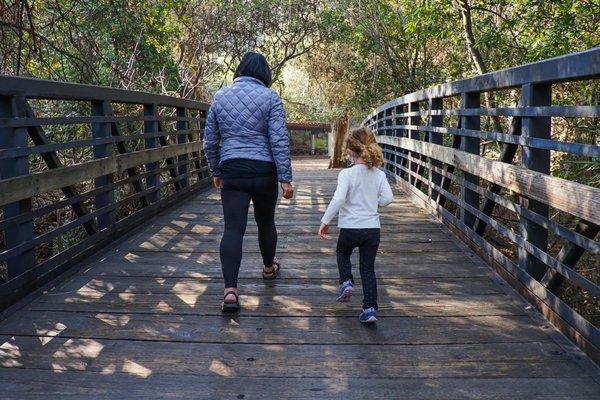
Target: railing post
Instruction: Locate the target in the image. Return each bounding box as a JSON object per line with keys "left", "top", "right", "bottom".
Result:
{"left": 428, "top": 98, "right": 443, "bottom": 202}
{"left": 392, "top": 106, "right": 400, "bottom": 138}
{"left": 144, "top": 104, "right": 159, "bottom": 203}
{"left": 391, "top": 105, "right": 400, "bottom": 177}
{"left": 0, "top": 95, "right": 36, "bottom": 279}
{"left": 460, "top": 92, "right": 481, "bottom": 228}
{"left": 519, "top": 83, "right": 552, "bottom": 280}
{"left": 188, "top": 110, "right": 205, "bottom": 180}
{"left": 384, "top": 108, "right": 393, "bottom": 174}
{"left": 198, "top": 109, "right": 209, "bottom": 179}
{"left": 408, "top": 101, "right": 420, "bottom": 186}
{"left": 176, "top": 107, "right": 189, "bottom": 188}
{"left": 385, "top": 108, "right": 393, "bottom": 136}
{"left": 399, "top": 104, "right": 409, "bottom": 180}
{"left": 91, "top": 100, "right": 116, "bottom": 230}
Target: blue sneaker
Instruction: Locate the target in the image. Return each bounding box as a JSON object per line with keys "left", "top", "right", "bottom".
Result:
{"left": 337, "top": 280, "right": 353, "bottom": 302}
{"left": 359, "top": 307, "right": 377, "bottom": 323}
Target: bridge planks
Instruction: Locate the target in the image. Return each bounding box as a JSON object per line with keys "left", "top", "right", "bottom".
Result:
{"left": 0, "top": 159, "right": 598, "bottom": 399}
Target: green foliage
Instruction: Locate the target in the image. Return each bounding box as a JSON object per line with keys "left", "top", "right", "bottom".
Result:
{"left": 309, "top": 0, "right": 461, "bottom": 116}
{"left": 1, "top": 0, "right": 598, "bottom": 118}
{"left": 307, "top": 0, "right": 599, "bottom": 118}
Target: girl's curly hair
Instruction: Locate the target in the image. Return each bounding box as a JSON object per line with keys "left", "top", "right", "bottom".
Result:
{"left": 345, "top": 126, "right": 384, "bottom": 168}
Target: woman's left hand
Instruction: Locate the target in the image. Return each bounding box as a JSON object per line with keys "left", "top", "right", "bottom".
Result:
{"left": 213, "top": 177, "right": 222, "bottom": 189}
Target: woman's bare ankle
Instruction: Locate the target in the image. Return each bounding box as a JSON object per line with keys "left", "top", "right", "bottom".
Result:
{"left": 224, "top": 287, "right": 238, "bottom": 301}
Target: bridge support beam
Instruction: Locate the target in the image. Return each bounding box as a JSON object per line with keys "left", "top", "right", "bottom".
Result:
{"left": 107, "top": 103, "right": 150, "bottom": 209}
{"left": 473, "top": 98, "right": 522, "bottom": 237}
{"left": 519, "top": 83, "right": 552, "bottom": 280}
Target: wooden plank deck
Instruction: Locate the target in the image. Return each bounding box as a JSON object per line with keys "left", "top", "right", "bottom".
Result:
{"left": 0, "top": 158, "right": 599, "bottom": 399}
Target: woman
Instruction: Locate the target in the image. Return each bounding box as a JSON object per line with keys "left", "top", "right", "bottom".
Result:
{"left": 203, "top": 52, "right": 294, "bottom": 312}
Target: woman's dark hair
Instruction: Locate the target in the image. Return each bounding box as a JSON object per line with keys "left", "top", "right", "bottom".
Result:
{"left": 234, "top": 52, "right": 272, "bottom": 87}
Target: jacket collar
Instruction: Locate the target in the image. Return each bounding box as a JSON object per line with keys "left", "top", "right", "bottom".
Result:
{"left": 233, "top": 76, "right": 266, "bottom": 86}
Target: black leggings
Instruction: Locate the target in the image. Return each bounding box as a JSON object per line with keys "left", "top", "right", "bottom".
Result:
{"left": 336, "top": 228, "right": 381, "bottom": 310}
{"left": 220, "top": 175, "right": 278, "bottom": 288}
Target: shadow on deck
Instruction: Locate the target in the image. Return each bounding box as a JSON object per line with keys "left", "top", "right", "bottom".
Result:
{"left": 0, "top": 158, "right": 599, "bottom": 399}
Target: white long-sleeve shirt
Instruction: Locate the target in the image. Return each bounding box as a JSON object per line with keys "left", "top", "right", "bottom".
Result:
{"left": 321, "top": 164, "right": 394, "bottom": 229}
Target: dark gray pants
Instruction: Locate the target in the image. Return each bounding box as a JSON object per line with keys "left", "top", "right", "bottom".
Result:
{"left": 336, "top": 228, "right": 380, "bottom": 310}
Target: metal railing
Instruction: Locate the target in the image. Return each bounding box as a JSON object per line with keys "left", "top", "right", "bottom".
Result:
{"left": 0, "top": 76, "right": 211, "bottom": 308}
{"left": 364, "top": 47, "right": 600, "bottom": 362}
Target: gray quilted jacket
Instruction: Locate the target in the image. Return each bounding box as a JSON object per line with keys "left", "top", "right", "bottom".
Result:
{"left": 203, "top": 76, "right": 293, "bottom": 182}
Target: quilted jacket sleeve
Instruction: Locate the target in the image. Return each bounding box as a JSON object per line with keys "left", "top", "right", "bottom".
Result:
{"left": 268, "top": 92, "right": 293, "bottom": 182}
{"left": 203, "top": 103, "right": 221, "bottom": 177}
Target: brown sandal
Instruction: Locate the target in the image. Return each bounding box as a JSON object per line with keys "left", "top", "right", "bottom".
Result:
{"left": 262, "top": 260, "right": 281, "bottom": 280}
{"left": 221, "top": 291, "right": 240, "bottom": 312}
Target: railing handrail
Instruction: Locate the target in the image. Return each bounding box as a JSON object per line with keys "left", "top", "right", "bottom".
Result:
{"left": 0, "top": 75, "right": 209, "bottom": 110}
{"left": 287, "top": 121, "right": 331, "bottom": 131}
{"left": 0, "top": 78, "right": 210, "bottom": 310}
{"left": 364, "top": 47, "right": 600, "bottom": 124}
{"left": 364, "top": 47, "right": 600, "bottom": 364}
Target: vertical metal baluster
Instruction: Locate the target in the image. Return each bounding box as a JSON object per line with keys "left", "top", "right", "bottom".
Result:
{"left": 519, "top": 83, "right": 552, "bottom": 280}
{"left": 91, "top": 100, "right": 116, "bottom": 230}
{"left": 460, "top": 92, "right": 481, "bottom": 228}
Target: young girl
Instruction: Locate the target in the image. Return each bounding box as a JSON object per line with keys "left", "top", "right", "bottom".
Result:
{"left": 318, "top": 127, "right": 394, "bottom": 323}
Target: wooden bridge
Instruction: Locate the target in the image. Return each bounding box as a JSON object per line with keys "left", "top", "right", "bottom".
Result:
{"left": 0, "top": 48, "right": 599, "bottom": 398}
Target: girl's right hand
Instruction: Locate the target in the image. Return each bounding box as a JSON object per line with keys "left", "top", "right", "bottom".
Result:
{"left": 318, "top": 223, "right": 329, "bottom": 240}
{"left": 213, "top": 177, "right": 222, "bottom": 189}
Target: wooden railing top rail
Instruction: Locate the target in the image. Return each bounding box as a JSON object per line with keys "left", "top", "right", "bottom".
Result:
{"left": 287, "top": 121, "right": 331, "bottom": 131}
{"left": 0, "top": 75, "right": 209, "bottom": 109}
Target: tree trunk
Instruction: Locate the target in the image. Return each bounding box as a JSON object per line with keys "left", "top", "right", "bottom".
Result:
{"left": 457, "top": 0, "right": 487, "bottom": 75}
{"left": 456, "top": 0, "right": 503, "bottom": 134}
{"left": 328, "top": 112, "right": 349, "bottom": 169}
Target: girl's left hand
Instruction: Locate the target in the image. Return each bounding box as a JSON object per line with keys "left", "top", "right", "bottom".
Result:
{"left": 318, "top": 223, "right": 329, "bottom": 240}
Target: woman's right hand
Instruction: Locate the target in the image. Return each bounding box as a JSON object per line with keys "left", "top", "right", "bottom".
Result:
{"left": 281, "top": 182, "right": 294, "bottom": 199}
{"left": 213, "top": 177, "right": 222, "bottom": 189}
